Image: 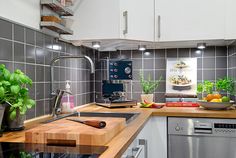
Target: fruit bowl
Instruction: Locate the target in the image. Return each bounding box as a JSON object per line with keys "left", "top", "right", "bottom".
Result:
{"left": 197, "top": 100, "right": 235, "bottom": 110}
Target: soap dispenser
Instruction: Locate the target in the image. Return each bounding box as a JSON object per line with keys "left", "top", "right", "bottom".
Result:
{"left": 61, "top": 80, "right": 75, "bottom": 113}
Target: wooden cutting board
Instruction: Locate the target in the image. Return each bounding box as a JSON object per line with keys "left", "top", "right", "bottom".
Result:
{"left": 25, "top": 117, "right": 126, "bottom": 146}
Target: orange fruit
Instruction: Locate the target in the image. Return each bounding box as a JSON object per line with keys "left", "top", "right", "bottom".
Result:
{"left": 213, "top": 93, "right": 222, "bottom": 99}
{"left": 206, "top": 94, "right": 214, "bottom": 102}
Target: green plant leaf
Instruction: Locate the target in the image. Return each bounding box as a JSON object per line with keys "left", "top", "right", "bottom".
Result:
{"left": 0, "top": 86, "right": 5, "bottom": 98}
{"left": 10, "top": 85, "right": 20, "bottom": 94}
{"left": 9, "top": 110, "right": 16, "bottom": 120}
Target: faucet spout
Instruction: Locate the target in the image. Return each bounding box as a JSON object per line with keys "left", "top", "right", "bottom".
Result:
{"left": 50, "top": 55, "right": 95, "bottom": 117}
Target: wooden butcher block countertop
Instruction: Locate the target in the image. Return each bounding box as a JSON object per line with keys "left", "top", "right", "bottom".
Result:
{"left": 1, "top": 104, "right": 236, "bottom": 158}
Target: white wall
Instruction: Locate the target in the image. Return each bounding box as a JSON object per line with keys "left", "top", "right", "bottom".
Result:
{"left": 0, "top": 0, "right": 40, "bottom": 29}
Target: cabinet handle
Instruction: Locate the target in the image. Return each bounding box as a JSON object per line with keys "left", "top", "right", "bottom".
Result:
{"left": 139, "top": 139, "right": 148, "bottom": 158}
{"left": 123, "top": 11, "right": 128, "bottom": 35}
{"left": 157, "top": 15, "right": 161, "bottom": 39}
{"left": 126, "top": 139, "right": 147, "bottom": 158}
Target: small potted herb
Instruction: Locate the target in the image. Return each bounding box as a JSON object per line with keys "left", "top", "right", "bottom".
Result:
{"left": 0, "top": 64, "right": 35, "bottom": 131}
{"left": 139, "top": 71, "right": 162, "bottom": 103}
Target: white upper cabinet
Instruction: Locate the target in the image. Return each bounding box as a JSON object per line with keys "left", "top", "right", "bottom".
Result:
{"left": 155, "top": 0, "right": 225, "bottom": 42}
{"left": 66, "top": 0, "right": 155, "bottom": 42}
{"left": 120, "top": 0, "right": 155, "bottom": 41}
{"left": 225, "top": 0, "right": 236, "bottom": 39}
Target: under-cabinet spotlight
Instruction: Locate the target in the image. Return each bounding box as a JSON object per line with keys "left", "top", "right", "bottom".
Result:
{"left": 92, "top": 41, "right": 101, "bottom": 49}
{"left": 138, "top": 45, "right": 146, "bottom": 51}
{"left": 197, "top": 43, "right": 206, "bottom": 50}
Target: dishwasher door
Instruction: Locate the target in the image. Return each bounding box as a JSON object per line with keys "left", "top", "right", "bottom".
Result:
{"left": 169, "top": 135, "right": 236, "bottom": 158}
{"left": 168, "top": 117, "right": 236, "bottom": 158}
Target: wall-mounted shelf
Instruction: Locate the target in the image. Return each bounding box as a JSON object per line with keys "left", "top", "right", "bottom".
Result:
{"left": 40, "top": 21, "right": 73, "bottom": 34}
{"left": 41, "top": 0, "right": 74, "bottom": 16}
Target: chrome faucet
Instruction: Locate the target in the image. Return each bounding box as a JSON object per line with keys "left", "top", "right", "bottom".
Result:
{"left": 50, "top": 55, "right": 95, "bottom": 117}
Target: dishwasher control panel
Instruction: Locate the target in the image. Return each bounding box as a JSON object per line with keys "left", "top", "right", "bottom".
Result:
{"left": 168, "top": 117, "right": 236, "bottom": 137}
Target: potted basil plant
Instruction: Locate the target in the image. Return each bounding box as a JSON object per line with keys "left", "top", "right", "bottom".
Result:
{"left": 139, "top": 71, "right": 162, "bottom": 103}
{"left": 0, "top": 64, "right": 35, "bottom": 131}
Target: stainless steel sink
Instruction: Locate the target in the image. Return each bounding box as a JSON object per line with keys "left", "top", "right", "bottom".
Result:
{"left": 43, "top": 111, "right": 140, "bottom": 124}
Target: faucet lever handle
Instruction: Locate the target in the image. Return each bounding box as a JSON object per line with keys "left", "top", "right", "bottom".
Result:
{"left": 56, "top": 89, "right": 72, "bottom": 95}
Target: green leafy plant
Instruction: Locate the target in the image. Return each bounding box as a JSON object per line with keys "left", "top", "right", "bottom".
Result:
{"left": 139, "top": 71, "right": 162, "bottom": 94}
{"left": 197, "top": 80, "right": 214, "bottom": 94}
{"left": 197, "top": 78, "right": 235, "bottom": 95}
{"left": 216, "top": 77, "right": 235, "bottom": 95}
{"left": 0, "top": 64, "right": 35, "bottom": 120}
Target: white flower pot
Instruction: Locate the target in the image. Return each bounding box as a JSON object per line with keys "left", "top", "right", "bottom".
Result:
{"left": 141, "top": 94, "right": 154, "bottom": 103}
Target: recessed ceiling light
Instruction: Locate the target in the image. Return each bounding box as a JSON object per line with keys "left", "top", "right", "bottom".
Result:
{"left": 197, "top": 43, "right": 206, "bottom": 50}
{"left": 92, "top": 41, "right": 101, "bottom": 49}
{"left": 138, "top": 45, "right": 146, "bottom": 51}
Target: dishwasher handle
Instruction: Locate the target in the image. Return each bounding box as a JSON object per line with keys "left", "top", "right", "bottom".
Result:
{"left": 194, "top": 122, "right": 213, "bottom": 134}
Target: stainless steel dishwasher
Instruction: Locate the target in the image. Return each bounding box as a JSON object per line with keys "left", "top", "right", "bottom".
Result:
{"left": 168, "top": 117, "right": 236, "bottom": 158}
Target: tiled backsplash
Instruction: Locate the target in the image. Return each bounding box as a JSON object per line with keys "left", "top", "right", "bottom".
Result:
{"left": 95, "top": 46, "right": 229, "bottom": 102}
{"left": 0, "top": 18, "right": 95, "bottom": 119}
{"left": 228, "top": 41, "right": 236, "bottom": 101}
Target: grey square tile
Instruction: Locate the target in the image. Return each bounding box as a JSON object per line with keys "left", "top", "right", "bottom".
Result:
{"left": 132, "top": 70, "right": 141, "bottom": 81}
{"left": 132, "top": 50, "right": 142, "bottom": 59}
{"left": 132, "top": 81, "right": 142, "bottom": 92}
{"left": 44, "top": 83, "right": 51, "bottom": 99}
{"left": 36, "top": 32, "right": 44, "bottom": 47}
{"left": 216, "top": 46, "right": 227, "bottom": 57}
{"left": 191, "top": 48, "right": 203, "bottom": 57}
{"left": 155, "top": 70, "right": 166, "bottom": 80}
{"left": 26, "top": 64, "right": 35, "bottom": 82}
{"left": 26, "top": 28, "right": 35, "bottom": 45}
{"left": 132, "top": 92, "right": 141, "bottom": 102}
{"left": 120, "top": 50, "right": 131, "bottom": 59}
{"left": 44, "top": 50, "right": 52, "bottom": 65}
{"left": 36, "top": 65, "right": 44, "bottom": 82}
{"left": 44, "top": 99, "right": 51, "bottom": 114}
{"left": 155, "top": 49, "right": 166, "bottom": 58}
{"left": 203, "top": 46, "right": 215, "bottom": 57}
{"left": 44, "top": 66, "right": 50, "bottom": 82}
{"left": 14, "top": 42, "right": 25, "bottom": 62}
{"left": 197, "top": 70, "right": 202, "bottom": 80}
{"left": 14, "top": 24, "right": 24, "bottom": 42}
{"left": 26, "top": 45, "right": 36, "bottom": 63}
{"left": 167, "top": 48, "right": 177, "bottom": 58}
{"left": 203, "top": 58, "right": 215, "bottom": 69}
{"left": 35, "top": 47, "right": 44, "bottom": 64}
{"left": 133, "top": 59, "right": 142, "bottom": 70}
{"left": 178, "top": 48, "right": 190, "bottom": 58}
{"left": 155, "top": 81, "right": 165, "bottom": 93}
{"left": 155, "top": 58, "right": 166, "bottom": 69}
{"left": 44, "top": 35, "right": 53, "bottom": 49}
{"left": 154, "top": 93, "right": 165, "bottom": 103}
{"left": 36, "top": 100, "right": 45, "bottom": 117}
{"left": 197, "top": 58, "right": 202, "bottom": 69}
{"left": 36, "top": 83, "right": 45, "bottom": 100}
{"left": 203, "top": 70, "right": 215, "bottom": 80}
{"left": 0, "top": 39, "right": 13, "bottom": 61}
{"left": 0, "top": 19, "right": 12, "bottom": 39}
{"left": 143, "top": 59, "right": 154, "bottom": 69}
{"left": 216, "top": 57, "right": 227, "bottom": 68}
{"left": 216, "top": 69, "right": 227, "bottom": 79}
{"left": 228, "top": 45, "right": 235, "bottom": 56}
{"left": 26, "top": 106, "right": 35, "bottom": 119}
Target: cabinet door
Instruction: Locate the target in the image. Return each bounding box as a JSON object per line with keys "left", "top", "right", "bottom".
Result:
{"left": 120, "top": 0, "right": 155, "bottom": 41}
{"left": 225, "top": 0, "right": 236, "bottom": 39}
{"left": 155, "top": 0, "right": 225, "bottom": 41}
{"left": 148, "top": 117, "right": 167, "bottom": 158}
{"left": 66, "top": 0, "right": 120, "bottom": 40}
